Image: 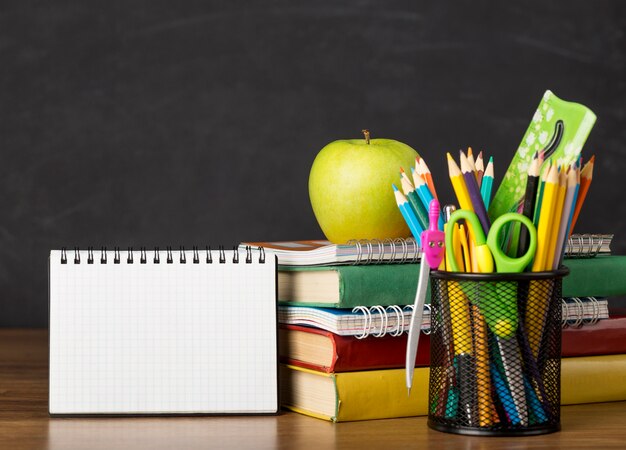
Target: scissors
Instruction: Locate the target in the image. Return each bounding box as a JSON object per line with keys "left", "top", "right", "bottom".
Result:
{"left": 444, "top": 210, "right": 537, "bottom": 338}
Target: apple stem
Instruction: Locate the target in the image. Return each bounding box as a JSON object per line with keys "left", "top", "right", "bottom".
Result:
{"left": 362, "top": 129, "right": 370, "bottom": 144}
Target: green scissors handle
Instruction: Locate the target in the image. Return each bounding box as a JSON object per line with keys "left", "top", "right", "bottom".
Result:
{"left": 487, "top": 213, "right": 537, "bottom": 273}
{"left": 444, "top": 210, "right": 538, "bottom": 338}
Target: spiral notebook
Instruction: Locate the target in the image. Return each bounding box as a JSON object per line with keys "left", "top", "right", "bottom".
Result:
{"left": 242, "top": 234, "right": 612, "bottom": 267}
{"left": 49, "top": 247, "right": 278, "bottom": 416}
{"left": 279, "top": 297, "right": 608, "bottom": 338}
{"left": 240, "top": 238, "right": 420, "bottom": 266}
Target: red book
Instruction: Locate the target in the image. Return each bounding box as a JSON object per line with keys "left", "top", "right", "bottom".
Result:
{"left": 279, "top": 324, "right": 430, "bottom": 373}
{"left": 562, "top": 314, "right": 626, "bottom": 357}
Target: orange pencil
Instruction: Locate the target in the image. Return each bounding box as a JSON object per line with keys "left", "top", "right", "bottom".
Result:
{"left": 569, "top": 155, "right": 595, "bottom": 235}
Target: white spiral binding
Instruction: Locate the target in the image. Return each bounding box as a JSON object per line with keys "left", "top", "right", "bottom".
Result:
{"left": 60, "top": 246, "right": 266, "bottom": 264}
{"left": 351, "top": 304, "right": 431, "bottom": 339}
{"left": 351, "top": 306, "right": 372, "bottom": 339}
{"left": 564, "top": 234, "right": 612, "bottom": 258}
{"left": 386, "top": 304, "right": 405, "bottom": 337}
{"left": 345, "top": 237, "right": 420, "bottom": 265}
{"left": 562, "top": 297, "right": 600, "bottom": 328}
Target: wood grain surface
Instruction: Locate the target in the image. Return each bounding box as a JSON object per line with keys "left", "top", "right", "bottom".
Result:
{"left": 1, "top": 329, "right": 626, "bottom": 449}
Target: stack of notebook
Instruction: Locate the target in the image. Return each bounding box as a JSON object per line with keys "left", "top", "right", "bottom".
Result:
{"left": 242, "top": 238, "right": 432, "bottom": 421}
{"left": 242, "top": 235, "right": 622, "bottom": 422}
{"left": 559, "top": 242, "right": 626, "bottom": 406}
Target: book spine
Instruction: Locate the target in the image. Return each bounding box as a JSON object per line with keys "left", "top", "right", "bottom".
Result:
{"left": 333, "top": 368, "right": 430, "bottom": 421}
{"left": 336, "top": 263, "right": 421, "bottom": 308}
{"left": 561, "top": 355, "right": 626, "bottom": 404}
{"left": 562, "top": 256, "right": 626, "bottom": 297}
{"left": 562, "top": 316, "right": 626, "bottom": 357}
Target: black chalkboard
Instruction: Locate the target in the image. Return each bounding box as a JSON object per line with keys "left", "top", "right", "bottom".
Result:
{"left": 2, "top": 1, "right": 625, "bottom": 326}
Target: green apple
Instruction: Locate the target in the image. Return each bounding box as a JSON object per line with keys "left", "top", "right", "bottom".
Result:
{"left": 309, "top": 130, "right": 420, "bottom": 243}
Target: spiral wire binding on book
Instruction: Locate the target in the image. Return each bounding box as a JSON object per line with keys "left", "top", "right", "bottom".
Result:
{"left": 345, "top": 237, "right": 421, "bottom": 265}
{"left": 60, "top": 245, "right": 266, "bottom": 264}
{"left": 561, "top": 297, "right": 602, "bottom": 328}
{"left": 350, "top": 304, "right": 432, "bottom": 339}
{"left": 564, "top": 233, "right": 613, "bottom": 258}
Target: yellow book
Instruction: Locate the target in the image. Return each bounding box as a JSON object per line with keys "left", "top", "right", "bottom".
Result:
{"left": 280, "top": 364, "right": 430, "bottom": 422}
{"left": 561, "top": 354, "right": 626, "bottom": 405}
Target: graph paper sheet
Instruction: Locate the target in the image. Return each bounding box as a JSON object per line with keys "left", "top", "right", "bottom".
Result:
{"left": 49, "top": 249, "right": 278, "bottom": 415}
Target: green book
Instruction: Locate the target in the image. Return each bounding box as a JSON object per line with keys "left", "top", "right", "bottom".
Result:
{"left": 278, "top": 264, "right": 420, "bottom": 308}
{"left": 563, "top": 256, "right": 626, "bottom": 298}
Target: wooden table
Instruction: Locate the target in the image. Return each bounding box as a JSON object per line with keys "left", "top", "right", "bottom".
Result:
{"left": 2, "top": 329, "right": 626, "bottom": 449}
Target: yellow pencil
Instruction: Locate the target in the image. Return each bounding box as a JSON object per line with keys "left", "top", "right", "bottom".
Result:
{"left": 527, "top": 163, "right": 560, "bottom": 357}
{"left": 472, "top": 304, "right": 492, "bottom": 426}
{"left": 459, "top": 224, "right": 472, "bottom": 272}
{"left": 531, "top": 163, "right": 559, "bottom": 272}
{"left": 447, "top": 152, "right": 473, "bottom": 211}
{"left": 546, "top": 167, "right": 567, "bottom": 270}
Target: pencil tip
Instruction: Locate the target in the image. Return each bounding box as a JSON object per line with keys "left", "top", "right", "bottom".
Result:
{"left": 392, "top": 184, "right": 398, "bottom": 191}
{"left": 407, "top": 388, "right": 411, "bottom": 397}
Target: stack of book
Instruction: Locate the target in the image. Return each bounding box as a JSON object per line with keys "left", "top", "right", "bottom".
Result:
{"left": 243, "top": 238, "right": 432, "bottom": 421}
{"left": 243, "top": 234, "right": 623, "bottom": 422}
{"left": 559, "top": 244, "right": 626, "bottom": 405}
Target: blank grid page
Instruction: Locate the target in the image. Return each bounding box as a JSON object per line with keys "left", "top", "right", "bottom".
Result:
{"left": 49, "top": 250, "right": 278, "bottom": 415}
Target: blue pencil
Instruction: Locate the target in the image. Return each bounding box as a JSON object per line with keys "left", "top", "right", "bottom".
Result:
{"left": 481, "top": 157, "right": 494, "bottom": 210}
{"left": 392, "top": 184, "right": 423, "bottom": 245}
{"left": 411, "top": 168, "right": 444, "bottom": 230}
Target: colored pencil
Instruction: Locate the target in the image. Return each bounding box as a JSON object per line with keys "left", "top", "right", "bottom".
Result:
{"left": 459, "top": 224, "right": 472, "bottom": 272}
{"left": 460, "top": 151, "right": 490, "bottom": 235}
{"left": 517, "top": 152, "right": 541, "bottom": 258}
{"left": 392, "top": 184, "right": 423, "bottom": 244}
{"left": 400, "top": 167, "right": 414, "bottom": 189}
{"left": 472, "top": 304, "right": 493, "bottom": 427}
{"left": 417, "top": 157, "right": 439, "bottom": 201}
{"left": 411, "top": 168, "right": 444, "bottom": 230}
{"left": 400, "top": 175, "right": 429, "bottom": 231}
{"left": 545, "top": 167, "right": 567, "bottom": 270}
{"left": 554, "top": 165, "right": 580, "bottom": 267}
{"left": 526, "top": 163, "right": 559, "bottom": 358}
{"left": 533, "top": 160, "right": 549, "bottom": 226}
{"left": 466, "top": 147, "right": 478, "bottom": 178}
{"left": 531, "top": 163, "right": 559, "bottom": 272}
{"left": 569, "top": 155, "right": 595, "bottom": 235}
{"left": 480, "top": 157, "right": 494, "bottom": 210}
{"left": 475, "top": 151, "right": 485, "bottom": 188}
{"left": 447, "top": 153, "right": 473, "bottom": 212}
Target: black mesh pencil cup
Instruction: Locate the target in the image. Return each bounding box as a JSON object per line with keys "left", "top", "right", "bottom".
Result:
{"left": 427, "top": 268, "right": 569, "bottom": 436}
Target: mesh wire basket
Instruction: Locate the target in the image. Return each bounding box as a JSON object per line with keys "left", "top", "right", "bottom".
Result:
{"left": 427, "top": 268, "right": 568, "bottom": 436}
